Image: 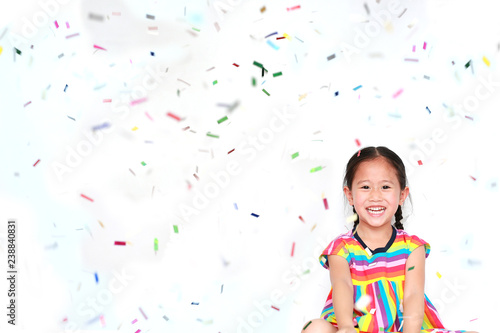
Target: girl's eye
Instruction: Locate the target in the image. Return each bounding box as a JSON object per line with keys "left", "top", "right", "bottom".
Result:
{"left": 382, "top": 185, "right": 390, "bottom": 189}
{"left": 361, "top": 185, "right": 370, "bottom": 189}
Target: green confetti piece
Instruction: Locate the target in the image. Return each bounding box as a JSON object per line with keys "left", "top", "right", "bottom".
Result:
{"left": 262, "top": 89, "right": 270, "bottom": 96}
{"left": 291, "top": 152, "right": 299, "bottom": 159}
{"left": 273, "top": 71, "right": 282, "bottom": 77}
{"left": 465, "top": 60, "right": 471, "bottom": 68}
{"left": 252, "top": 77, "right": 256, "bottom": 86}
{"left": 154, "top": 238, "right": 158, "bottom": 251}
{"left": 192, "top": 27, "right": 200, "bottom": 32}
{"left": 15, "top": 48, "right": 21, "bottom": 55}
{"left": 213, "top": 80, "right": 218, "bottom": 85}
{"left": 408, "top": 265, "right": 415, "bottom": 271}
{"left": 302, "top": 269, "right": 310, "bottom": 275}
{"left": 173, "top": 225, "right": 179, "bottom": 233}
{"left": 206, "top": 132, "right": 219, "bottom": 138}
{"left": 141, "top": 161, "right": 147, "bottom": 166}
{"left": 310, "top": 166, "right": 323, "bottom": 173}
{"left": 217, "top": 116, "right": 228, "bottom": 124}
{"left": 303, "top": 321, "right": 312, "bottom": 330}
{"left": 253, "top": 60, "right": 263, "bottom": 68}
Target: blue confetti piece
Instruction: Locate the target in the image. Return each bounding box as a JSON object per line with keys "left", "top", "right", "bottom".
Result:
{"left": 266, "top": 40, "right": 279, "bottom": 50}
{"left": 265, "top": 32, "right": 278, "bottom": 38}
{"left": 64, "top": 84, "right": 68, "bottom": 92}
{"left": 94, "top": 272, "right": 98, "bottom": 283}
{"left": 334, "top": 91, "right": 339, "bottom": 96}
{"left": 191, "top": 302, "right": 199, "bottom": 305}
{"left": 353, "top": 85, "right": 362, "bottom": 91}
{"left": 426, "top": 106, "right": 431, "bottom": 114}
{"left": 233, "top": 203, "right": 238, "bottom": 210}
{"left": 251, "top": 213, "right": 259, "bottom": 218}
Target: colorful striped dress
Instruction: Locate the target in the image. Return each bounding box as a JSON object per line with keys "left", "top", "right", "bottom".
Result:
{"left": 319, "top": 226, "right": 466, "bottom": 333}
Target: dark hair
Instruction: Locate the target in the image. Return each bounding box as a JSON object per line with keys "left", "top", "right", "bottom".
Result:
{"left": 344, "top": 146, "right": 411, "bottom": 230}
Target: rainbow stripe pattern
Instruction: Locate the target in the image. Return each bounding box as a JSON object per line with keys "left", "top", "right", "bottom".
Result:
{"left": 319, "top": 226, "right": 466, "bottom": 333}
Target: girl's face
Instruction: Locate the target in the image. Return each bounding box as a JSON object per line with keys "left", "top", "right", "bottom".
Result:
{"left": 344, "top": 157, "right": 409, "bottom": 229}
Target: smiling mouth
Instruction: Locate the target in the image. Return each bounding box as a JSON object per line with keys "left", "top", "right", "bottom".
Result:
{"left": 366, "top": 207, "right": 386, "bottom": 215}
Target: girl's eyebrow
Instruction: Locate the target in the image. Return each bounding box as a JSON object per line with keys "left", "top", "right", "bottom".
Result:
{"left": 356, "top": 179, "right": 395, "bottom": 184}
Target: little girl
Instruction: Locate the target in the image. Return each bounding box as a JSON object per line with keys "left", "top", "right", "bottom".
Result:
{"left": 301, "top": 146, "right": 477, "bottom": 333}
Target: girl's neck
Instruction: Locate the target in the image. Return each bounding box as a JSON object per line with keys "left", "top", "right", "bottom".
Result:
{"left": 355, "top": 222, "right": 393, "bottom": 244}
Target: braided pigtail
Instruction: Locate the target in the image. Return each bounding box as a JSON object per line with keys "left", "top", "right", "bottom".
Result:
{"left": 352, "top": 206, "right": 359, "bottom": 231}
{"left": 394, "top": 205, "right": 404, "bottom": 230}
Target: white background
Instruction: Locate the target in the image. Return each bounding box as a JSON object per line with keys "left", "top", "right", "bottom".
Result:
{"left": 0, "top": 0, "right": 498, "bottom": 332}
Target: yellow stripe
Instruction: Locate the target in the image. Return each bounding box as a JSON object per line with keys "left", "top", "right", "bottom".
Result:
{"left": 353, "top": 275, "right": 404, "bottom": 286}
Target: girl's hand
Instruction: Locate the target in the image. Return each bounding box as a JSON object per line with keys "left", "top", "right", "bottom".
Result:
{"left": 337, "top": 326, "right": 358, "bottom": 333}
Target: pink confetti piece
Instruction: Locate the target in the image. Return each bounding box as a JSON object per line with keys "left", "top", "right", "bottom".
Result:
{"left": 291, "top": 242, "right": 295, "bottom": 256}
{"left": 139, "top": 307, "right": 148, "bottom": 320}
{"left": 99, "top": 315, "right": 106, "bottom": 327}
{"left": 287, "top": 5, "right": 301, "bottom": 11}
{"left": 66, "top": 22, "right": 70, "bottom": 28}
{"left": 114, "top": 241, "right": 126, "bottom": 246}
{"left": 470, "top": 318, "right": 478, "bottom": 322}
{"left": 423, "top": 41, "right": 427, "bottom": 50}
{"left": 404, "top": 58, "right": 419, "bottom": 62}
{"left": 54, "top": 20, "right": 59, "bottom": 28}
{"left": 65, "top": 32, "right": 80, "bottom": 39}
{"left": 166, "top": 112, "right": 181, "bottom": 121}
{"left": 470, "top": 175, "right": 476, "bottom": 181}
{"left": 24, "top": 101, "right": 32, "bottom": 107}
{"left": 177, "top": 78, "right": 191, "bottom": 86}
{"left": 93, "top": 44, "right": 107, "bottom": 51}
{"left": 112, "top": 12, "right": 121, "bottom": 16}
{"left": 392, "top": 88, "right": 404, "bottom": 98}
{"left": 135, "top": 330, "right": 141, "bottom": 333}
{"left": 417, "top": 160, "right": 423, "bottom": 166}
{"left": 412, "top": 45, "right": 415, "bottom": 52}
{"left": 103, "top": 99, "right": 112, "bottom": 103}
{"left": 130, "top": 97, "right": 147, "bottom": 106}
{"left": 355, "top": 138, "right": 361, "bottom": 147}
{"left": 81, "top": 194, "right": 94, "bottom": 202}
{"left": 132, "top": 319, "right": 138, "bottom": 324}
{"left": 298, "top": 215, "right": 305, "bottom": 223}
{"left": 323, "top": 197, "right": 329, "bottom": 210}
{"left": 33, "top": 159, "right": 40, "bottom": 167}
{"left": 145, "top": 112, "right": 153, "bottom": 121}
{"left": 271, "top": 305, "right": 280, "bottom": 311}
{"left": 357, "top": 150, "right": 361, "bottom": 157}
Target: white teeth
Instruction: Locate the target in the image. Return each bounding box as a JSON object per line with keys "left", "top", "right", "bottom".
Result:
{"left": 367, "top": 207, "right": 385, "bottom": 212}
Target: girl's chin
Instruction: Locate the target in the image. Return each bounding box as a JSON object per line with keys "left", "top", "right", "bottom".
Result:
{"left": 359, "top": 216, "right": 392, "bottom": 227}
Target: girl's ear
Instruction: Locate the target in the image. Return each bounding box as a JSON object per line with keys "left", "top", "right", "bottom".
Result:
{"left": 399, "top": 186, "right": 409, "bottom": 205}
{"left": 344, "top": 186, "right": 354, "bottom": 205}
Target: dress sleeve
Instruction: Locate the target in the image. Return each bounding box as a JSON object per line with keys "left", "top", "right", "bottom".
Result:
{"left": 407, "top": 234, "right": 431, "bottom": 259}
{"left": 319, "top": 237, "right": 352, "bottom": 269}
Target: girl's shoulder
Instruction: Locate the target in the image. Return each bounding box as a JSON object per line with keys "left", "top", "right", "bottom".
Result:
{"left": 323, "top": 229, "right": 356, "bottom": 251}
{"left": 394, "top": 229, "right": 431, "bottom": 256}
{"left": 329, "top": 229, "right": 355, "bottom": 244}
{"left": 395, "top": 228, "right": 427, "bottom": 242}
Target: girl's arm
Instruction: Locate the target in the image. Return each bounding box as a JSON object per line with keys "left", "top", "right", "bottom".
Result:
{"left": 402, "top": 245, "right": 426, "bottom": 333}
{"left": 328, "top": 254, "right": 357, "bottom": 332}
